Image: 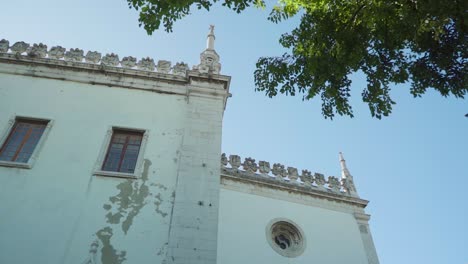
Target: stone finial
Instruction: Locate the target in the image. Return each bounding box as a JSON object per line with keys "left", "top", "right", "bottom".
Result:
{"left": 65, "top": 48, "right": 84, "bottom": 62}
{"left": 221, "top": 153, "right": 228, "bottom": 167}
{"left": 301, "top": 170, "right": 312, "bottom": 186}
{"left": 173, "top": 62, "right": 188, "bottom": 76}
{"left": 314, "top": 173, "right": 326, "bottom": 188}
{"left": 27, "top": 43, "right": 47, "bottom": 58}
{"left": 339, "top": 152, "right": 359, "bottom": 197}
{"left": 327, "top": 176, "right": 341, "bottom": 192}
{"left": 243, "top": 157, "right": 257, "bottom": 173}
{"left": 339, "top": 152, "right": 352, "bottom": 179}
{"left": 11, "top": 41, "right": 29, "bottom": 54}
{"left": 0, "top": 39, "right": 9, "bottom": 53}
{"left": 157, "top": 60, "right": 171, "bottom": 73}
{"left": 287, "top": 167, "right": 299, "bottom": 181}
{"left": 272, "top": 163, "right": 286, "bottom": 179}
{"left": 229, "top": 155, "right": 241, "bottom": 170}
{"left": 85, "top": 51, "right": 101, "bottom": 64}
{"left": 101, "top": 53, "right": 120, "bottom": 66}
{"left": 49, "top": 46, "right": 66, "bottom": 59}
{"left": 121, "top": 56, "right": 137, "bottom": 68}
{"left": 258, "top": 161, "right": 270, "bottom": 175}
{"left": 207, "top": 25, "right": 215, "bottom": 50}
{"left": 137, "top": 57, "right": 155, "bottom": 71}
{"left": 194, "top": 25, "right": 221, "bottom": 74}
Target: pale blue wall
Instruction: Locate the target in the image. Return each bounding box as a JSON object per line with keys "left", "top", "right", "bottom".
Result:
{"left": 0, "top": 73, "right": 186, "bottom": 264}
{"left": 217, "top": 188, "right": 369, "bottom": 264}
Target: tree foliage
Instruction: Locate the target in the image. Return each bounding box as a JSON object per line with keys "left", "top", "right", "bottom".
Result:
{"left": 127, "top": 0, "right": 467, "bottom": 119}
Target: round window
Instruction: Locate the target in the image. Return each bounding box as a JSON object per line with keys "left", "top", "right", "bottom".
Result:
{"left": 266, "top": 219, "right": 306, "bottom": 258}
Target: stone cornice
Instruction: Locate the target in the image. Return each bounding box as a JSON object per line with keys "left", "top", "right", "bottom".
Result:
{"left": 0, "top": 53, "right": 231, "bottom": 101}
{"left": 0, "top": 39, "right": 231, "bottom": 102}
{"left": 221, "top": 153, "right": 365, "bottom": 203}
{"left": 221, "top": 168, "right": 369, "bottom": 209}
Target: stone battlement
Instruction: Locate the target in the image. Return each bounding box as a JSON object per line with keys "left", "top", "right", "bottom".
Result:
{"left": 221, "top": 153, "right": 361, "bottom": 200}
{"left": 0, "top": 39, "right": 191, "bottom": 76}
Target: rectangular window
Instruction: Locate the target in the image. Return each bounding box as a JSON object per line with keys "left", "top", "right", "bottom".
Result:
{"left": 101, "top": 130, "right": 143, "bottom": 174}
{"left": 0, "top": 119, "right": 48, "bottom": 163}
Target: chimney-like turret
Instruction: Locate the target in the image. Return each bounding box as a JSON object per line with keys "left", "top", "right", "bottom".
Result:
{"left": 339, "top": 152, "right": 360, "bottom": 197}
{"left": 194, "top": 25, "right": 221, "bottom": 74}
{"left": 206, "top": 25, "right": 215, "bottom": 50}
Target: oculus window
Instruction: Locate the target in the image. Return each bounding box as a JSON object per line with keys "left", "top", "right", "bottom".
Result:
{"left": 266, "top": 219, "right": 306, "bottom": 258}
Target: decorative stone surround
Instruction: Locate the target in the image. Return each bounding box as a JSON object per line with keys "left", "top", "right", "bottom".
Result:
{"left": 221, "top": 153, "right": 359, "bottom": 198}
{"left": 0, "top": 39, "right": 190, "bottom": 76}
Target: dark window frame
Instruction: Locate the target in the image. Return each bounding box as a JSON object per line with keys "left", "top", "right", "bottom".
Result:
{"left": 101, "top": 129, "right": 144, "bottom": 174}
{"left": 0, "top": 118, "right": 49, "bottom": 163}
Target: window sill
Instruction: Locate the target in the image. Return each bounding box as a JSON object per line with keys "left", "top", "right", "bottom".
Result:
{"left": 94, "top": 170, "right": 139, "bottom": 179}
{"left": 0, "top": 160, "right": 32, "bottom": 169}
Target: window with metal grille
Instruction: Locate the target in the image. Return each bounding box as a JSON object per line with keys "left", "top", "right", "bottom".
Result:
{"left": 0, "top": 119, "right": 48, "bottom": 163}
{"left": 101, "top": 130, "right": 143, "bottom": 173}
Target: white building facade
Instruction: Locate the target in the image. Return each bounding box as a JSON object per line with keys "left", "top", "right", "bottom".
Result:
{"left": 0, "top": 29, "right": 379, "bottom": 264}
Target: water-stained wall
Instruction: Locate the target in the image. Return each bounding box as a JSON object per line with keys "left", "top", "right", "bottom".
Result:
{"left": 0, "top": 68, "right": 225, "bottom": 263}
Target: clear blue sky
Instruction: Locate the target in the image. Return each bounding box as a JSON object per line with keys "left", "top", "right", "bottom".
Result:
{"left": 1, "top": 1, "right": 467, "bottom": 263}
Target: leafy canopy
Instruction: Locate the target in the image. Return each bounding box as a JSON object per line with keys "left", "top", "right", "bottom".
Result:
{"left": 127, "top": 0, "right": 467, "bottom": 119}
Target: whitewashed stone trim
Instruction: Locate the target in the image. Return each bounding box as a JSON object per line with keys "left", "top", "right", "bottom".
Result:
{"left": 354, "top": 213, "right": 380, "bottom": 264}
{"left": 93, "top": 126, "right": 149, "bottom": 179}
{"left": 221, "top": 153, "right": 355, "bottom": 197}
{"left": 0, "top": 38, "right": 191, "bottom": 76}
{"left": 0, "top": 56, "right": 231, "bottom": 107}
{"left": 0, "top": 115, "right": 54, "bottom": 169}
{"left": 220, "top": 174, "right": 368, "bottom": 214}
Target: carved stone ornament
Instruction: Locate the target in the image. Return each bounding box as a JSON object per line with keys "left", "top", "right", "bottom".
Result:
{"left": 10, "top": 41, "right": 29, "bottom": 54}
{"left": 314, "top": 173, "right": 326, "bottom": 187}
{"left": 272, "top": 163, "right": 286, "bottom": 179}
{"left": 157, "top": 60, "right": 171, "bottom": 73}
{"left": 173, "top": 62, "right": 188, "bottom": 76}
{"left": 65, "top": 48, "right": 84, "bottom": 62}
{"left": 101, "top": 53, "right": 119, "bottom": 66}
{"left": 287, "top": 167, "right": 299, "bottom": 181}
{"left": 0, "top": 39, "right": 9, "bottom": 53}
{"left": 327, "top": 176, "right": 341, "bottom": 192}
{"left": 229, "top": 155, "right": 241, "bottom": 170}
{"left": 48, "top": 46, "right": 66, "bottom": 59}
{"left": 85, "top": 51, "right": 101, "bottom": 64}
{"left": 258, "top": 161, "right": 270, "bottom": 175}
{"left": 121, "top": 56, "right": 137, "bottom": 68}
{"left": 195, "top": 51, "right": 221, "bottom": 74}
{"left": 137, "top": 57, "right": 155, "bottom": 71}
{"left": 301, "top": 170, "right": 312, "bottom": 186}
{"left": 342, "top": 178, "right": 357, "bottom": 194}
{"left": 27, "top": 43, "right": 47, "bottom": 58}
{"left": 221, "top": 153, "right": 228, "bottom": 167}
{"left": 243, "top": 157, "right": 257, "bottom": 173}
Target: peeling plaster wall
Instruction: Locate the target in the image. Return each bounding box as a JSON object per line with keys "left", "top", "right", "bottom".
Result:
{"left": 0, "top": 72, "right": 186, "bottom": 264}
{"left": 217, "top": 188, "right": 370, "bottom": 264}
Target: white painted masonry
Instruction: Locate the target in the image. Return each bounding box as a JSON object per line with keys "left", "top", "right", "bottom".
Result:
{"left": 0, "top": 30, "right": 379, "bottom": 264}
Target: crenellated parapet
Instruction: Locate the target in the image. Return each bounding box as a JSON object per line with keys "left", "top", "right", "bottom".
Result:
{"left": 0, "top": 39, "right": 191, "bottom": 76}
{"left": 221, "top": 153, "right": 360, "bottom": 199}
